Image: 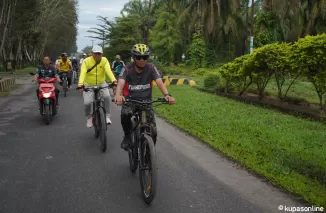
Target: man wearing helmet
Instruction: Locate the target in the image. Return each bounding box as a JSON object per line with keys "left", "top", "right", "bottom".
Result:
{"left": 115, "top": 43, "right": 176, "bottom": 150}
{"left": 56, "top": 52, "right": 73, "bottom": 88}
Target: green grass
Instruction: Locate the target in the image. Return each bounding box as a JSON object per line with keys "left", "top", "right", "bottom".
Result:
{"left": 0, "top": 66, "right": 36, "bottom": 76}
{"left": 0, "top": 84, "right": 21, "bottom": 96}
{"left": 152, "top": 85, "right": 326, "bottom": 207}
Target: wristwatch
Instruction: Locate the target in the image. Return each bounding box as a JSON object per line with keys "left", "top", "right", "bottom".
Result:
{"left": 164, "top": 93, "right": 172, "bottom": 97}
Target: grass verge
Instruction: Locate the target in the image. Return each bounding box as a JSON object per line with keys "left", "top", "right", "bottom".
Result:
{"left": 0, "top": 66, "right": 36, "bottom": 76}
{"left": 152, "top": 85, "right": 326, "bottom": 207}
{"left": 0, "top": 84, "right": 21, "bottom": 97}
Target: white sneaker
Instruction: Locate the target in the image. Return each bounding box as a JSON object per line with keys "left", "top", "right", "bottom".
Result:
{"left": 86, "top": 118, "right": 93, "bottom": 128}
{"left": 106, "top": 117, "right": 112, "bottom": 125}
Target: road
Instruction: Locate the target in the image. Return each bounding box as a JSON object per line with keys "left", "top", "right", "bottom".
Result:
{"left": 0, "top": 79, "right": 306, "bottom": 213}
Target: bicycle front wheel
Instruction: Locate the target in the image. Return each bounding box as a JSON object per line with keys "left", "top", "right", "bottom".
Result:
{"left": 139, "top": 134, "right": 157, "bottom": 204}
{"left": 98, "top": 107, "right": 107, "bottom": 152}
{"left": 63, "top": 78, "right": 68, "bottom": 97}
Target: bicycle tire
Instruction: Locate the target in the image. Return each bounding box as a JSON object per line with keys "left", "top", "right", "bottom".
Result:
{"left": 139, "top": 134, "right": 157, "bottom": 204}
{"left": 63, "top": 78, "right": 68, "bottom": 97}
{"left": 98, "top": 107, "right": 107, "bottom": 152}
{"left": 93, "top": 113, "right": 100, "bottom": 138}
{"left": 128, "top": 127, "right": 138, "bottom": 173}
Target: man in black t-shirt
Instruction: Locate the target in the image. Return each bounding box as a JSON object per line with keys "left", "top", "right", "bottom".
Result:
{"left": 115, "top": 44, "right": 176, "bottom": 150}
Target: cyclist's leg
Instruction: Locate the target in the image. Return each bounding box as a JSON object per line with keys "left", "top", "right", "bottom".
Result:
{"left": 144, "top": 105, "right": 157, "bottom": 144}
{"left": 83, "top": 85, "right": 95, "bottom": 127}
{"left": 121, "top": 103, "right": 135, "bottom": 149}
{"left": 58, "top": 72, "right": 63, "bottom": 86}
{"left": 67, "top": 73, "right": 72, "bottom": 87}
{"left": 99, "top": 81, "right": 112, "bottom": 123}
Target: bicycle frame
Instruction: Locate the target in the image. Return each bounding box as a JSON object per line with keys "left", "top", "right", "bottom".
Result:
{"left": 92, "top": 86, "right": 107, "bottom": 130}
{"left": 131, "top": 110, "right": 152, "bottom": 163}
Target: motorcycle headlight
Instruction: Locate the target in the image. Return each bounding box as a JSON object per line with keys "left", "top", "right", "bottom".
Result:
{"left": 42, "top": 92, "right": 51, "bottom": 98}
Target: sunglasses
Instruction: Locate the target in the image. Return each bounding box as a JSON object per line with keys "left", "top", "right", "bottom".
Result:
{"left": 94, "top": 52, "right": 102, "bottom": 55}
{"left": 135, "top": 55, "right": 149, "bottom": 61}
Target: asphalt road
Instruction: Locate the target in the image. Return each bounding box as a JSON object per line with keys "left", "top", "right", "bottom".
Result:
{"left": 0, "top": 81, "right": 306, "bottom": 213}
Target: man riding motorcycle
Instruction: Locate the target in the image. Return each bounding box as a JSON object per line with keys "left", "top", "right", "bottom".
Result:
{"left": 78, "top": 45, "right": 117, "bottom": 128}
{"left": 34, "top": 56, "right": 61, "bottom": 108}
{"left": 56, "top": 52, "right": 73, "bottom": 88}
{"left": 115, "top": 43, "right": 176, "bottom": 150}
{"left": 111, "top": 55, "right": 125, "bottom": 78}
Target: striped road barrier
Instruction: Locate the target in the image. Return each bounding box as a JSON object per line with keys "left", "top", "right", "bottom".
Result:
{"left": 153, "top": 76, "right": 196, "bottom": 87}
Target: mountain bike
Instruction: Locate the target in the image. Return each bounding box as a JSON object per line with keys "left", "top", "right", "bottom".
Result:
{"left": 59, "top": 71, "right": 68, "bottom": 97}
{"left": 78, "top": 83, "right": 115, "bottom": 152}
{"left": 123, "top": 98, "right": 169, "bottom": 204}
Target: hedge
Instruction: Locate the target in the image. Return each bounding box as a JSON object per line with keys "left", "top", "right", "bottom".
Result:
{"left": 204, "top": 34, "right": 326, "bottom": 109}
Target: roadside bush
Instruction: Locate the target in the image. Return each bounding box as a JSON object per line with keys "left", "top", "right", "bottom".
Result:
{"left": 204, "top": 72, "right": 223, "bottom": 88}
{"left": 219, "top": 54, "right": 253, "bottom": 94}
{"left": 212, "top": 33, "right": 326, "bottom": 106}
{"left": 292, "top": 34, "right": 326, "bottom": 109}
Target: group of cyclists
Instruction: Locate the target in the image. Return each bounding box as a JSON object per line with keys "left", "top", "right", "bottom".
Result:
{"left": 34, "top": 43, "right": 176, "bottom": 150}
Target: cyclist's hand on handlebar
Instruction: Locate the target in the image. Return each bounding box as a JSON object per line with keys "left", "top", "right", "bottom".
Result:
{"left": 77, "top": 85, "right": 83, "bottom": 91}
{"left": 115, "top": 95, "right": 125, "bottom": 105}
{"left": 165, "top": 95, "right": 176, "bottom": 104}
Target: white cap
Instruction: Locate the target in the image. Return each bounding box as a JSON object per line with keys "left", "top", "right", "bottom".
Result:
{"left": 83, "top": 53, "right": 86, "bottom": 56}
{"left": 92, "top": 45, "right": 103, "bottom": 53}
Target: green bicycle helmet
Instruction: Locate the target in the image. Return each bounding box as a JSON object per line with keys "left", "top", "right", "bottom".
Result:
{"left": 131, "top": 43, "right": 150, "bottom": 56}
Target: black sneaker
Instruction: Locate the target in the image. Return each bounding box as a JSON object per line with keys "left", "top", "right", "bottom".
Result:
{"left": 121, "top": 136, "right": 130, "bottom": 150}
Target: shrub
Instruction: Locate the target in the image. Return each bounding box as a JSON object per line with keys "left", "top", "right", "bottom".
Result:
{"left": 204, "top": 72, "right": 221, "bottom": 88}
{"left": 292, "top": 34, "right": 326, "bottom": 109}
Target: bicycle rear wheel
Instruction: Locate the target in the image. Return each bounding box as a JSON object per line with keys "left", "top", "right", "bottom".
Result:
{"left": 98, "top": 107, "right": 107, "bottom": 152}
{"left": 139, "top": 134, "right": 157, "bottom": 204}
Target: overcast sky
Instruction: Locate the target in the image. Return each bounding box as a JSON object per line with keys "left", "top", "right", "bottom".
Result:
{"left": 77, "top": 0, "right": 130, "bottom": 51}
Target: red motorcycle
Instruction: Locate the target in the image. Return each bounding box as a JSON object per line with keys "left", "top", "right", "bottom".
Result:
{"left": 30, "top": 73, "right": 58, "bottom": 125}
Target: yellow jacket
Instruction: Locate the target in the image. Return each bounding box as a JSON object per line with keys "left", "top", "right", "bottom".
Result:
{"left": 57, "top": 58, "right": 71, "bottom": 72}
{"left": 78, "top": 56, "right": 116, "bottom": 86}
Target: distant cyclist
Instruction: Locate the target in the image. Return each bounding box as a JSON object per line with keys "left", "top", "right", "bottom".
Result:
{"left": 56, "top": 53, "right": 73, "bottom": 88}
{"left": 111, "top": 55, "right": 125, "bottom": 78}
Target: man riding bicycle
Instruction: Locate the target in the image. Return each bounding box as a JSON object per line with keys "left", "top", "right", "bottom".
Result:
{"left": 78, "top": 45, "right": 117, "bottom": 128}
{"left": 56, "top": 53, "right": 73, "bottom": 88}
{"left": 34, "top": 56, "right": 61, "bottom": 108}
{"left": 115, "top": 43, "right": 176, "bottom": 150}
{"left": 72, "top": 57, "right": 79, "bottom": 71}
{"left": 112, "top": 55, "right": 125, "bottom": 78}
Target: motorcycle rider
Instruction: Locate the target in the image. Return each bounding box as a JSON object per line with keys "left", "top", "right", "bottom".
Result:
{"left": 56, "top": 52, "right": 73, "bottom": 88}
{"left": 78, "top": 45, "right": 117, "bottom": 128}
{"left": 34, "top": 56, "right": 61, "bottom": 109}
{"left": 115, "top": 43, "right": 176, "bottom": 150}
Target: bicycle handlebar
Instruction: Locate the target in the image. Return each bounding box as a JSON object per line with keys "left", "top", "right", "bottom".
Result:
{"left": 76, "top": 82, "right": 116, "bottom": 91}
{"left": 119, "top": 98, "right": 169, "bottom": 104}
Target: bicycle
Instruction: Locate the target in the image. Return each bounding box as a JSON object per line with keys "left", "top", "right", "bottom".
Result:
{"left": 78, "top": 83, "right": 115, "bottom": 152}
{"left": 122, "top": 98, "right": 169, "bottom": 204}
{"left": 72, "top": 67, "right": 79, "bottom": 84}
{"left": 59, "top": 71, "right": 69, "bottom": 97}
